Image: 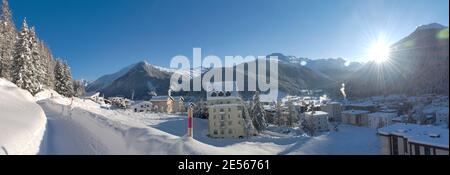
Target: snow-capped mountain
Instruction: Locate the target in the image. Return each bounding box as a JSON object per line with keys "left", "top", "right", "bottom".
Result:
{"left": 86, "top": 63, "right": 139, "bottom": 92}
{"left": 153, "top": 65, "right": 209, "bottom": 79}
{"left": 346, "top": 23, "right": 449, "bottom": 97}
{"left": 87, "top": 57, "right": 338, "bottom": 99}
{"left": 416, "top": 23, "right": 446, "bottom": 31}
{"left": 96, "top": 61, "right": 174, "bottom": 100}
{"left": 267, "top": 53, "right": 362, "bottom": 84}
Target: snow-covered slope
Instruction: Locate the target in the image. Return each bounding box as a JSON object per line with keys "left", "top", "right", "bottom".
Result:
{"left": 0, "top": 78, "right": 47, "bottom": 155}
{"left": 36, "top": 92, "right": 380, "bottom": 155}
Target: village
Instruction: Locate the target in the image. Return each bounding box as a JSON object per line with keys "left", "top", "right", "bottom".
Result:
{"left": 80, "top": 83, "right": 449, "bottom": 156}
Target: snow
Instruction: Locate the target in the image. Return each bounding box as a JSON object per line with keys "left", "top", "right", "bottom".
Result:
{"left": 342, "top": 110, "right": 370, "bottom": 115}
{"left": 33, "top": 91, "right": 381, "bottom": 155}
{"left": 368, "top": 112, "right": 397, "bottom": 119}
{"left": 34, "top": 88, "right": 61, "bottom": 101}
{"left": 305, "top": 111, "right": 328, "bottom": 116}
{"left": 378, "top": 123, "right": 449, "bottom": 149}
{"left": 416, "top": 23, "right": 446, "bottom": 31}
{"left": 0, "top": 78, "right": 47, "bottom": 155}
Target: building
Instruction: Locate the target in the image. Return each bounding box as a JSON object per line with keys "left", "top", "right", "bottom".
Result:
{"left": 131, "top": 101, "right": 153, "bottom": 113}
{"left": 207, "top": 83, "right": 247, "bottom": 139}
{"left": 378, "top": 124, "right": 449, "bottom": 155}
{"left": 320, "top": 102, "right": 342, "bottom": 122}
{"left": 436, "top": 108, "right": 449, "bottom": 126}
{"left": 83, "top": 92, "right": 105, "bottom": 104}
{"left": 150, "top": 96, "right": 185, "bottom": 114}
{"left": 108, "top": 96, "right": 131, "bottom": 109}
{"left": 345, "top": 101, "right": 378, "bottom": 112}
{"left": 341, "top": 110, "right": 370, "bottom": 126}
{"left": 368, "top": 112, "right": 397, "bottom": 129}
{"left": 304, "top": 111, "right": 329, "bottom": 132}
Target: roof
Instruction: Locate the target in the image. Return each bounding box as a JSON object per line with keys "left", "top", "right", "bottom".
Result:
{"left": 131, "top": 101, "right": 153, "bottom": 106}
{"left": 368, "top": 112, "right": 397, "bottom": 118}
{"left": 342, "top": 110, "right": 370, "bottom": 115}
{"left": 83, "top": 92, "right": 100, "bottom": 98}
{"left": 150, "top": 96, "right": 170, "bottom": 101}
{"left": 378, "top": 123, "right": 449, "bottom": 149}
{"left": 346, "top": 101, "right": 377, "bottom": 107}
{"left": 305, "top": 111, "right": 328, "bottom": 116}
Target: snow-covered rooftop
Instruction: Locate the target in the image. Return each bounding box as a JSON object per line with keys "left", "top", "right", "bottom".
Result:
{"left": 368, "top": 112, "right": 397, "bottom": 118}
{"left": 346, "top": 101, "right": 376, "bottom": 107}
{"left": 342, "top": 110, "right": 370, "bottom": 115}
{"left": 305, "top": 111, "right": 328, "bottom": 116}
{"left": 378, "top": 123, "right": 449, "bottom": 149}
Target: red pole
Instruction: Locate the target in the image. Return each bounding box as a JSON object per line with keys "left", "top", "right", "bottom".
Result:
{"left": 188, "top": 106, "right": 193, "bottom": 138}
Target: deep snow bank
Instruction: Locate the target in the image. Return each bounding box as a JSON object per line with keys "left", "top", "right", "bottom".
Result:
{"left": 0, "top": 78, "right": 47, "bottom": 155}
{"left": 38, "top": 98, "right": 229, "bottom": 155}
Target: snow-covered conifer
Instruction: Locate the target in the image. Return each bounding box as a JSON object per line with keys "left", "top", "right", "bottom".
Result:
{"left": 0, "top": 0, "right": 17, "bottom": 80}
{"left": 250, "top": 91, "right": 267, "bottom": 133}
{"left": 12, "top": 19, "right": 40, "bottom": 95}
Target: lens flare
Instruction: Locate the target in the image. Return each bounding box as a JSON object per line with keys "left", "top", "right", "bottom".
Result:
{"left": 368, "top": 39, "right": 391, "bottom": 64}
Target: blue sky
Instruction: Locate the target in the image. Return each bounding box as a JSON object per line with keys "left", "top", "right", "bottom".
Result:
{"left": 7, "top": 0, "right": 449, "bottom": 80}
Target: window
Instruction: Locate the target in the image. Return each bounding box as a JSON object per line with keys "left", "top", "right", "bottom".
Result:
{"left": 424, "top": 147, "right": 431, "bottom": 155}
{"left": 221, "top": 122, "right": 226, "bottom": 127}
{"left": 392, "top": 136, "right": 399, "bottom": 155}
{"left": 221, "top": 130, "right": 225, "bottom": 135}
{"left": 228, "top": 108, "right": 231, "bottom": 112}
{"left": 220, "top": 109, "right": 225, "bottom": 112}
{"left": 228, "top": 121, "right": 232, "bottom": 125}
{"left": 228, "top": 129, "right": 233, "bottom": 134}
{"left": 228, "top": 115, "right": 231, "bottom": 119}
{"left": 415, "top": 145, "right": 420, "bottom": 155}
{"left": 213, "top": 130, "right": 218, "bottom": 135}
{"left": 213, "top": 109, "right": 216, "bottom": 113}
{"left": 221, "top": 115, "right": 225, "bottom": 120}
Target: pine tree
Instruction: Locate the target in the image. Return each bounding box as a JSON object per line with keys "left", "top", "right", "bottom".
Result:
{"left": 62, "top": 61, "right": 74, "bottom": 97}
{"left": 250, "top": 91, "right": 267, "bottom": 133}
{"left": 12, "top": 19, "right": 40, "bottom": 95}
{"left": 194, "top": 99, "right": 209, "bottom": 119}
{"left": 39, "top": 41, "right": 56, "bottom": 89}
{"left": 29, "top": 26, "right": 45, "bottom": 91}
{"left": 300, "top": 114, "right": 316, "bottom": 137}
{"left": 55, "top": 59, "right": 74, "bottom": 97}
{"left": 73, "top": 79, "right": 86, "bottom": 97}
{"left": 0, "top": 0, "right": 17, "bottom": 80}
{"left": 275, "top": 100, "right": 283, "bottom": 126}
{"left": 54, "top": 59, "right": 65, "bottom": 95}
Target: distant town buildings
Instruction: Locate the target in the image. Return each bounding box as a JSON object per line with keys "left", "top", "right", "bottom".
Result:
{"left": 108, "top": 96, "right": 131, "bottom": 109}
{"left": 304, "top": 111, "right": 329, "bottom": 132}
{"left": 321, "top": 102, "right": 342, "bottom": 122}
{"left": 367, "top": 112, "right": 396, "bottom": 129}
{"left": 342, "top": 110, "right": 370, "bottom": 126}
{"left": 150, "top": 96, "right": 185, "bottom": 114}
{"left": 131, "top": 101, "right": 153, "bottom": 113}
{"left": 83, "top": 92, "right": 105, "bottom": 104}
{"left": 378, "top": 123, "right": 449, "bottom": 155}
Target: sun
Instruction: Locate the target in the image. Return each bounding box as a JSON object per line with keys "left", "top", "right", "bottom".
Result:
{"left": 367, "top": 38, "right": 391, "bottom": 64}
